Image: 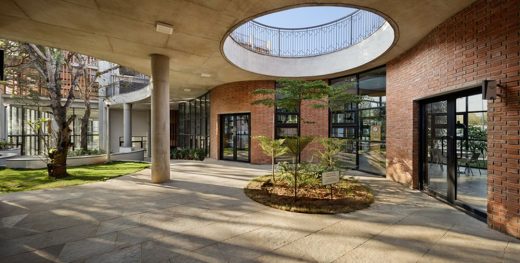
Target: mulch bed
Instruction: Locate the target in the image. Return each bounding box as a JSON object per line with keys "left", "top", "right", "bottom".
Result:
{"left": 244, "top": 175, "right": 374, "bottom": 214}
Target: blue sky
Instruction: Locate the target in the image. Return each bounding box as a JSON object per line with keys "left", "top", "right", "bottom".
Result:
{"left": 254, "top": 6, "right": 356, "bottom": 28}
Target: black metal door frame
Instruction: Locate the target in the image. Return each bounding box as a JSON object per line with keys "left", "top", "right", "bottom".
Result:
{"left": 418, "top": 86, "right": 487, "bottom": 221}
{"left": 219, "top": 113, "right": 251, "bottom": 162}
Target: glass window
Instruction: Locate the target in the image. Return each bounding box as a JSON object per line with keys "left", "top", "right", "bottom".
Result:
{"left": 176, "top": 93, "right": 211, "bottom": 156}
{"left": 332, "top": 112, "right": 356, "bottom": 124}
{"left": 359, "top": 67, "right": 386, "bottom": 95}
{"left": 275, "top": 82, "right": 300, "bottom": 139}
{"left": 330, "top": 66, "right": 387, "bottom": 175}
{"left": 276, "top": 127, "right": 298, "bottom": 137}
{"left": 456, "top": 97, "right": 466, "bottom": 112}
{"left": 276, "top": 114, "right": 298, "bottom": 124}
{"left": 468, "top": 94, "right": 487, "bottom": 112}
{"left": 331, "top": 127, "right": 356, "bottom": 138}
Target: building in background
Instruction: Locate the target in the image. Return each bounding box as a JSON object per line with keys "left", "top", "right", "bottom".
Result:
{"left": 0, "top": 46, "right": 151, "bottom": 156}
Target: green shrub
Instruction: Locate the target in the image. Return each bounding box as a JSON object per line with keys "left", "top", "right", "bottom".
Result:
{"left": 170, "top": 147, "right": 205, "bottom": 161}
{"left": 0, "top": 140, "right": 11, "bottom": 150}
{"left": 316, "top": 138, "right": 348, "bottom": 171}
{"left": 68, "top": 148, "right": 106, "bottom": 157}
{"left": 277, "top": 161, "right": 321, "bottom": 188}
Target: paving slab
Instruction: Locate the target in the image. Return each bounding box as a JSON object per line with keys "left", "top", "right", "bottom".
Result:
{"left": 0, "top": 159, "right": 518, "bottom": 262}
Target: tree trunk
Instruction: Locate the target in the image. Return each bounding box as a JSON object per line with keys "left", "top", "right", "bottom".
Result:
{"left": 48, "top": 107, "right": 72, "bottom": 178}
{"left": 294, "top": 104, "right": 301, "bottom": 200}
{"left": 271, "top": 152, "right": 275, "bottom": 183}
{"left": 80, "top": 104, "right": 91, "bottom": 151}
{"left": 293, "top": 155, "right": 298, "bottom": 200}
{"left": 48, "top": 147, "right": 68, "bottom": 178}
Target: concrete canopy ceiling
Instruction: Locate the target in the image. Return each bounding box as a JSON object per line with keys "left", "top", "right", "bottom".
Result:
{"left": 0, "top": 0, "right": 476, "bottom": 100}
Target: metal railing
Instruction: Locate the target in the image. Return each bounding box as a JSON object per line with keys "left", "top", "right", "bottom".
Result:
{"left": 229, "top": 10, "right": 386, "bottom": 58}
{"left": 119, "top": 136, "right": 148, "bottom": 155}
{"left": 7, "top": 134, "right": 99, "bottom": 156}
{"left": 105, "top": 74, "right": 150, "bottom": 97}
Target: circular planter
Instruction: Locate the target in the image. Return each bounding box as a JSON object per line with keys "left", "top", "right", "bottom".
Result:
{"left": 244, "top": 175, "right": 374, "bottom": 214}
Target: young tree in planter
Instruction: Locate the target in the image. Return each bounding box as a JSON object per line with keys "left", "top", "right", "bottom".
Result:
{"left": 254, "top": 135, "right": 288, "bottom": 182}
{"left": 316, "top": 138, "right": 347, "bottom": 170}
{"left": 283, "top": 136, "right": 314, "bottom": 197}
{"left": 252, "top": 79, "right": 360, "bottom": 199}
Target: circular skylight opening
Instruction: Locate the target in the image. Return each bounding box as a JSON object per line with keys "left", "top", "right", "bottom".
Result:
{"left": 222, "top": 5, "right": 396, "bottom": 77}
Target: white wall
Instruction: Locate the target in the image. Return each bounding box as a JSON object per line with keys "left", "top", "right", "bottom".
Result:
{"left": 109, "top": 108, "right": 150, "bottom": 153}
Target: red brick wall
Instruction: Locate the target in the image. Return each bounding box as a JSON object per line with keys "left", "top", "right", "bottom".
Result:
{"left": 210, "top": 81, "right": 331, "bottom": 164}
{"left": 209, "top": 80, "right": 275, "bottom": 164}
{"left": 300, "top": 99, "right": 329, "bottom": 162}
{"left": 387, "top": 0, "right": 520, "bottom": 238}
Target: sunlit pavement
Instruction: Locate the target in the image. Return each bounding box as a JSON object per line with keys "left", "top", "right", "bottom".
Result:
{"left": 0, "top": 159, "right": 518, "bottom": 262}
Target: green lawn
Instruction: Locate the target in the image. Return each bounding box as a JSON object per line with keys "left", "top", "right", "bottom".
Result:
{"left": 0, "top": 162, "right": 150, "bottom": 193}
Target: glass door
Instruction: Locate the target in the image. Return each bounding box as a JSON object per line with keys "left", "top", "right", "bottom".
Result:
{"left": 220, "top": 113, "right": 250, "bottom": 162}
{"left": 423, "top": 99, "right": 451, "bottom": 200}
{"left": 421, "top": 89, "right": 487, "bottom": 218}
{"left": 221, "top": 115, "right": 235, "bottom": 160}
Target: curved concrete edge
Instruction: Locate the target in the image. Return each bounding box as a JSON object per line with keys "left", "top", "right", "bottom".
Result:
{"left": 0, "top": 148, "right": 22, "bottom": 156}
{"left": 105, "top": 84, "right": 151, "bottom": 105}
{"left": 111, "top": 149, "right": 145, "bottom": 162}
{"left": 5, "top": 150, "right": 146, "bottom": 169}
{"left": 223, "top": 22, "right": 395, "bottom": 77}
{"left": 0, "top": 152, "right": 19, "bottom": 167}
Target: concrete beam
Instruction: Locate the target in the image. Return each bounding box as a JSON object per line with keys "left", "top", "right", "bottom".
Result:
{"left": 150, "top": 54, "right": 170, "bottom": 183}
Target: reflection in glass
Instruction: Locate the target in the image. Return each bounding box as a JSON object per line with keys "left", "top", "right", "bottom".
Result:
{"left": 222, "top": 115, "right": 235, "bottom": 160}
{"left": 177, "top": 93, "right": 211, "bottom": 156}
{"left": 221, "top": 114, "right": 250, "bottom": 162}
{"left": 329, "top": 66, "right": 387, "bottom": 174}
{"left": 236, "top": 115, "right": 250, "bottom": 162}
{"left": 424, "top": 100, "right": 448, "bottom": 195}
{"left": 468, "top": 94, "right": 487, "bottom": 112}
{"left": 357, "top": 67, "right": 386, "bottom": 174}
{"left": 276, "top": 114, "right": 298, "bottom": 124}
{"left": 456, "top": 95, "right": 487, "bottom": 212}
{"left": 276, "top": 127, "right": 298, "bottom": 137}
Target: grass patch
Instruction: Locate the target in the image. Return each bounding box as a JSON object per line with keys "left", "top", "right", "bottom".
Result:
{"left": 244, "top": 175, "right": 374, "bottom": 214}
{"left": 0, "top": 161, "right": 150, "bottom": 193}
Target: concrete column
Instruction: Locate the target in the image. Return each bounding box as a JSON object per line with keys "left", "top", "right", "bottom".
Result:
{"left": 150, "top": 54, "right": 170, "bottom": 183}
{"left": 0, "top": 94, "right": 6, "bottom": 140}
{"left": 98, "top": 91, "right": 106, "bottom": 148}
{"left": 147, "top": 110, "right": 152, "bottom": 158}
{"left": 106, "top": 105, "right": 111, "bottom": 162}
{"left": 123, "top": 103, "right": 133, "bottom": 148}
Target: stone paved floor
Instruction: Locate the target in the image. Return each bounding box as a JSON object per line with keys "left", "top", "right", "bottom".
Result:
{"left": 0, "top": 159, "right": 519, "bottom": 263}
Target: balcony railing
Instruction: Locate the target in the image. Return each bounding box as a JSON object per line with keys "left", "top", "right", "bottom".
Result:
{"left": 229, "top": 10, "right": 386, "bottom": 58}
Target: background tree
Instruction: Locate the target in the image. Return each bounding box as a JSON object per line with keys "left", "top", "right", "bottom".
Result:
{"left": 22, "top": 44, "right": 82, "bottom": 178}
{"left": 73, "top": 56, "right": 118, "bottom": 151}
{"left": 1, "top": 40, "right": 42, "bottom": 99}
{"left": 254, "top": 135, "right": 288, "bottom": 182}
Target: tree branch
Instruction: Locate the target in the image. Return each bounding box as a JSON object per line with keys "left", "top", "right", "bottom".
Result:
{"left": 66, "top": 114, "right": 76, "bottom": 127}
{"left": 28, "top": 44, "right": 48, "bottom": 61}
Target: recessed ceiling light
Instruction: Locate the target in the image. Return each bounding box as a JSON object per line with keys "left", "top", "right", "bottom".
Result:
{"left": 155, "top": 22, "right": 173, "bottom": 35}
{"left": 200, "top": 73, "right": 212, "bottom": 78}
{"left": 183, "top": 88, "right": 191, "bottom": 92}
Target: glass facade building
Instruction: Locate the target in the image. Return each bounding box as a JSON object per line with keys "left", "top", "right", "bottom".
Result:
{"left": 5, "top": 105, "right": 100, "bottom": 156}
{"left": 330, "top": 66, "right": 386, "bottom": 175}
{"left": 177, "top": 92, "right": 210, "bottom": 156}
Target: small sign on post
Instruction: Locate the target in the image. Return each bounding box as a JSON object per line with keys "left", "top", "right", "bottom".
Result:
{"left": 322, "top": 171, "right": 340, "bottom": 185}
{"left": 322, "top": 171, "right": 340, "bottom": 200}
